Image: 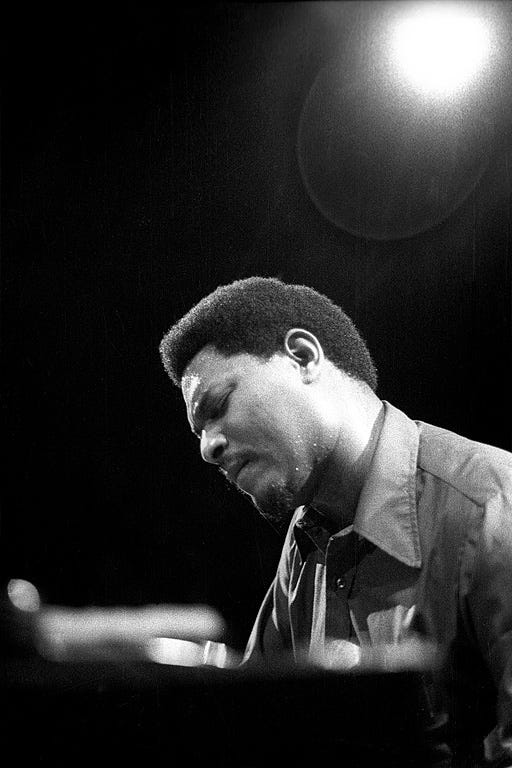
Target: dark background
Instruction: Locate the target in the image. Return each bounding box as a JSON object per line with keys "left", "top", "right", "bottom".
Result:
{"left": 2, "top": 2, "right": 511, "bottom": 651}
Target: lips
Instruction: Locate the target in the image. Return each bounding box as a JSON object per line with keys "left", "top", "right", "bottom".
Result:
{"left": 225, "top": 458, "right": 249, "bottom": 486}
{"left": 235, "top": 460, "right": 250, "bottom": 484}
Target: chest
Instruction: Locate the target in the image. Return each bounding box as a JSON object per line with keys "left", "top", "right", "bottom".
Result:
{"left": 288, "top": 544, "right": 420, "bottom": 657}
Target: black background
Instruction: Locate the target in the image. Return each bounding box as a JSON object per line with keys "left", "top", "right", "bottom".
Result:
{"left": 2, "top": 2, "right": 511, "bottom": 651}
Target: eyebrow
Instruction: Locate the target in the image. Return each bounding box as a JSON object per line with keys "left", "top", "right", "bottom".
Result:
{"left": 190, "top": 380, "right": 235, "bottom": 437}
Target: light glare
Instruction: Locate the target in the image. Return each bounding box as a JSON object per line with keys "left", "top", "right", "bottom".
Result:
{"left": 391, "top": 5, "right": 490, "bottom": 96}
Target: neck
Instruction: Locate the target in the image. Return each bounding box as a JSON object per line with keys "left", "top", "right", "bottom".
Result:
{"left": 311, "top": 397, "right": 384, "bottom": 529}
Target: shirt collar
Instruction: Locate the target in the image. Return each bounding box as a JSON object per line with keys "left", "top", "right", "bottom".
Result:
{"left": 352, "top": 401, "right": 421, "bottom": 568}
{"left": 293, "top": 401, "right": 422, "bottom": 568}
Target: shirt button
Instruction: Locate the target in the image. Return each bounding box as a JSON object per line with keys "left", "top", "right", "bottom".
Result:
{"left": 335, "top": 577, "right": 345, "bottom": 590}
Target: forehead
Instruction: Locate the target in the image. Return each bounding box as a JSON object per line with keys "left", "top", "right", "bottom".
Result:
{"left": 181, "top": 346, "right": 265, "bottom": 408}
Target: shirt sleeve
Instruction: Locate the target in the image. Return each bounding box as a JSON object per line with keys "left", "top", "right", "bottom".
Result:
{"left": 242, "top": 514, "right": 299, "bottom": 666}
{"left": 464, "top": 489, "right": 512, "bottom": 765}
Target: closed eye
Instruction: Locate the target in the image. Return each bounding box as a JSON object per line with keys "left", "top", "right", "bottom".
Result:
{"left": 208, "top": 392, "right": 230, "bottom": 424}
{"left": 192, "top": 390, "right": 231, "bottom": 438}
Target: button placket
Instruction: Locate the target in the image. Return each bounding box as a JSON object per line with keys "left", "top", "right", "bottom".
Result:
{"left": 325, "top": 540, "right": 353, "bottom": 643}
{"left": 326, "top": 532, "right": 357, "bottom": 593}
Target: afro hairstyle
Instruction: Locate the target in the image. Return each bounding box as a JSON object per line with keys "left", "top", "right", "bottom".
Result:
{"left": 159, "top": 276, "right": 378, "bottom": 391}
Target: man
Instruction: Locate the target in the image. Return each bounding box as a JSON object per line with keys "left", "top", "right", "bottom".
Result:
{"left": 159, "top": 276, "right": 512, "bottom": 766}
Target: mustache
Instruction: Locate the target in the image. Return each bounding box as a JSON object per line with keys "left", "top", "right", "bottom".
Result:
{"left": 218, "top": 464, "right": 241, "bottom": 489}
{"left": 217, "top": 456, "right": 253, "bottom": 487}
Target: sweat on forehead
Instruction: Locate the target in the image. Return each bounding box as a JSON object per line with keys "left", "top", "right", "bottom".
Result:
{"left": 183, "top": 346, "right": 266, "bottom": 397}
{"left": 182, "top": 345, "right": 240, "bottom": 391}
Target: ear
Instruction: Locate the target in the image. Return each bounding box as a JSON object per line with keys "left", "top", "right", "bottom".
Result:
{"left": 283, "top": 328, "right": 324, "bottom": 383}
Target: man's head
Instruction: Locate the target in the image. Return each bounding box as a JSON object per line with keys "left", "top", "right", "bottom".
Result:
{"left": 159, "top": 277, "right": 377, "bottom": 389}
{"left": 159, "top": 277, "right": 378, "bottom": 524}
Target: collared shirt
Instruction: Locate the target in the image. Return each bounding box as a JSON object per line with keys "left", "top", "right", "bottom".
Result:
{"left": 243, "top": 401, "right": 512, "bottom": 765}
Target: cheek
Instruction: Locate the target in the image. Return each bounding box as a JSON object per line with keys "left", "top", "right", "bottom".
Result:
{"left": 257, "top": 403, "right": 318, "bottom": 462}
{"left": 229, "top": 384, "right": 317, "bottom": 455}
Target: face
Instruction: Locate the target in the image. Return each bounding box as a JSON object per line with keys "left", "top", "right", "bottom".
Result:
{"left": 181, "top": 345, "right": 333, "bottom": 526}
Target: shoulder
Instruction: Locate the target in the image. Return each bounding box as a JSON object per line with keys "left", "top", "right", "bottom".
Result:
{"left": 415, "top": 420, "right": 512, "bottom": 507}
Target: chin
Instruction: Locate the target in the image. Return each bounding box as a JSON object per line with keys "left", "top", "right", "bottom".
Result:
{"left": 252, "top": 479, "right": 297, "bottom": 529}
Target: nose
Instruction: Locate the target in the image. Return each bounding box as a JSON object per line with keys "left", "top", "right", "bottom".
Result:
{"left": 200, "top": 428, "right": 227, "bottom": 464}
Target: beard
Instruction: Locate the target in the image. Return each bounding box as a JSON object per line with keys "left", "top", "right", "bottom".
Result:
{"left": 253, "top": 479, "right": 296, "bottom": 531}
{"left": 220, "top": 465, "right": 296, "bottom": 531}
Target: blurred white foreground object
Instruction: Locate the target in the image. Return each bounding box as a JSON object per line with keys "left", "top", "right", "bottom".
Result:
{"left": 145, "top": 637, "right": 241, "bottom": 668}
{"left": 7, "top": 579, "right": 41, "bottom": 612}
{"left": 36, "top": 603, "right": 226, "bottom": 661}
{"left": 5, "top": 578, "right": 228, "bottom": 662}
{"left": 309, "top": 637, "right": 440, "bottom": 673}
{"left": 310, "top": 639, "right": 362, "bottom": 670}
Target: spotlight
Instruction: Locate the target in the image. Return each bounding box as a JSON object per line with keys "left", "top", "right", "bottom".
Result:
{"left": 389, "top": 2, "right": 491, "bottom": 97}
